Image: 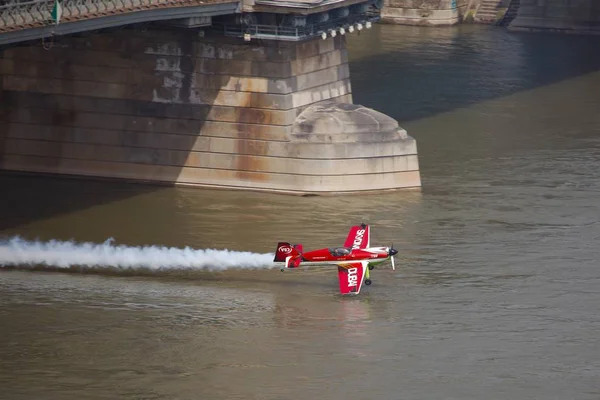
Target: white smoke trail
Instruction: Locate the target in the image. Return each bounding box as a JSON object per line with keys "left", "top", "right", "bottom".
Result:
{"left": 0, "top": 236, "right": 276, "bottom": 271}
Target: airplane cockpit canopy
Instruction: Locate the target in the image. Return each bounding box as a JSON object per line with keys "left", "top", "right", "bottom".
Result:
{"left": 329, "top": 247, "right": 351, "bottom": 256}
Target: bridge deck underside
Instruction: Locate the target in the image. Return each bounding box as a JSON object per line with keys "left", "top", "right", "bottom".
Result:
{"left": 248, "top": 0, "right": 370, "bottom": 14}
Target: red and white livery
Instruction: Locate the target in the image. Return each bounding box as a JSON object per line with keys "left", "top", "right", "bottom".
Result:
{"left": 273, "top": 224, "right": 398, "bottom": 295}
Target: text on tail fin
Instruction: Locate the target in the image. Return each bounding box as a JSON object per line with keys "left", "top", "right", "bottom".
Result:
{"left": 273, "top": 242, "right": 300, "bottom": 262}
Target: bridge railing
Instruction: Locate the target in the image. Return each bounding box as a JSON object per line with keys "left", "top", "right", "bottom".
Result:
{"left": 1, "top": 0, "right": 51, "bottom": 31}
{"left": 212, "top": 10, "right": 380, "bottom": 41}
{"left": 0, "top": 0, "right": 213, "bottom": 32}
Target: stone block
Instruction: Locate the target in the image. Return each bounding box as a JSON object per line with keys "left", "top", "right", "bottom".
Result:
{"left": 291, "top": 48, "right": 348, "bottom": 76}
{"left": 4, "top": 137, "right": 419, "bottom": 177}
{"left": 4, "top": 108, "right": 290, "bottom": 141}
{"left": 290, "top": 80, "right": 352, "bottom": 109}
{"left": 295, "top": 64, "right": 351, "bottom": 92}
{"left": 187, "top": 63, "right": 350, "bottom": 95}
{"left": 382, "top": 0, "right": 461, "bottom": 25}
{"left": 2, "top": 91, "right": 322, "bottom": 127}
{"left": 3, "top": 75, "right": 130, "bottom": 100}
{"left": 0, "top": 28, "right": 420, "bottom": 194}
{"left": 0, "top": 58, "right": 133, "bottom": 85}
{"left": 3, "top": 46, "right": 135, "bottom": 69}
{"left": 1, "top": 154, "right": 421, "bottom": 194}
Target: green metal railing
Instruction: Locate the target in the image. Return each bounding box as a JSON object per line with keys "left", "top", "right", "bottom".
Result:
{"left": 0, "top": 0, "right": 226, "bottom": 32}
{"left": 0, "top": 0, "right": 379, "bottom": 44}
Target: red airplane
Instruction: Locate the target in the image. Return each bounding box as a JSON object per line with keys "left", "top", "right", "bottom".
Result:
{"left": 273, "top": 224, "right": 398, "bottom": 295}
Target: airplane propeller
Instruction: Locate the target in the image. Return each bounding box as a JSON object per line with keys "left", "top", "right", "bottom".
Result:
{"left": 389, "top": 244, "right": 398, "bottom": 270}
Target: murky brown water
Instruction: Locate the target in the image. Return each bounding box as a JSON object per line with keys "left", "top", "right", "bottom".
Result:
{"left": 2, "top": 24, "right": 600, "bottom": 399}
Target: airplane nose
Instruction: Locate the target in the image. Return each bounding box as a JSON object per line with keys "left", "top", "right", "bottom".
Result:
{"left": 389, "top": 248, "right": 398, "bottom": 256}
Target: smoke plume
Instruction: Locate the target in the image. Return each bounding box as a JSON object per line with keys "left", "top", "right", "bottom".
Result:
{"left": 0, "top": 236, "right": 276, "bottom": 271}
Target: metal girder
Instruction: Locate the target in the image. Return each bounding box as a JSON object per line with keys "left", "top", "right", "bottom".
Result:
{"left": 212, "top": 11, "right": 378, "bottom": 41}
{"left": 162, "top": 15, "right": 212, "bottom": 28}
{"left": 246, "top": 0, "right": 370, "bottom": 15}
{"left": 0, "top": 0, "right": 239, "bottom": 46}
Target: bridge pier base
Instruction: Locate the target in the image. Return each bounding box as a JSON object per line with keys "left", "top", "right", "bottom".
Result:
{"left": 0, "top": 28, "right": 420, "bottom": 195}
{"left": 381, "top": 0, "right": 466, "bottom": 26}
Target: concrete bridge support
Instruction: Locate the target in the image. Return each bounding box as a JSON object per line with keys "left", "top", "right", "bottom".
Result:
{"left": 509, "top": 0, "right": 600, "bottom": 34}
{"left": 0, "top": 28, "right": 420, "bottom": 195}
{"left": 381, "top": 0, "right": 469, "bottom": 25}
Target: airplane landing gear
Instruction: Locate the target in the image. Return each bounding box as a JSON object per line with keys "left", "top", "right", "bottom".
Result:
{"left": 365, "top": 279, "right": 372, "bottom": 285}
{"left": 368, "top": 264, "right": 374, "bottom": 270}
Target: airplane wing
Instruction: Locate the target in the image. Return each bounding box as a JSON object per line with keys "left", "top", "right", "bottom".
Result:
{"left": 343, "top": 224, "right": 370, "bottom": 249}
{"left": 337, "top": 261, "right": 368, "bottom": 295}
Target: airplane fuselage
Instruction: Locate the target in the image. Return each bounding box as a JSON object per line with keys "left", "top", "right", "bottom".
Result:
{"left": 298, "top": 247, "right": 392, "bottom": 267}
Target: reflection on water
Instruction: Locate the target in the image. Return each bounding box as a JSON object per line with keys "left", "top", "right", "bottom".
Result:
{"left": 1, "top": 24, "right": 600, "bottom": 400}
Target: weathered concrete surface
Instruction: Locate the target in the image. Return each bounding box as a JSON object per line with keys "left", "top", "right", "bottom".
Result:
{"left": 473, "top": 0, "right": 509, "bottom": 24}
{"left": 509, "top": 0, "right": 600, "bottom": 34}
{"left": 381, "top": 0, "right": 470, "bottom": 25}
{"left": 0, "top": 28, "right": 420, "bottom": 195}
{"left": 292, "top": 101, "right": 402, "bottom": 142}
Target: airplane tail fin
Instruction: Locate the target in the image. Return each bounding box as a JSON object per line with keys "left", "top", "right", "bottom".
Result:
{"left": 274, "top": 242, "right": 303, "bottom": 268}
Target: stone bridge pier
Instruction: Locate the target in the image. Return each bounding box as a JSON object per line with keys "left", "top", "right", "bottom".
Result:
{"left": 0, "top": 25, "right": 420, "bottom": 195}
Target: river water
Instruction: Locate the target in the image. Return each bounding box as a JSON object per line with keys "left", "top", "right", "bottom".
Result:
{"left": 1, "top": 24, "right": 600, "bottom": 399}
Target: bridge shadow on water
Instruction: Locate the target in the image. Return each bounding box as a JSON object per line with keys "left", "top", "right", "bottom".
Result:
{"left": 0, "top": 171, "right": 165, "bottom": 232}
{"left": 347, "top": 24, "right": 600, "bottom": 123}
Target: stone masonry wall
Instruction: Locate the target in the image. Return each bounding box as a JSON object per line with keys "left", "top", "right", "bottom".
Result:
{"left": 509, "top": 0, "right": 600, "bottom": 34}
{"left": 381, "top": 0, "right": 470, "bottom": 25}
{"left": 0, "top": 29, "right": 420, "bottom": 194}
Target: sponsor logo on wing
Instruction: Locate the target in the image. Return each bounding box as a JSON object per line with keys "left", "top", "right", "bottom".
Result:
{"left": 347, "top": 267, "right": 358, "bottom": 287}
{"left": 351, "top": 229, "right": 366, "bottom": 249}
{"left": 278, "top": 246, "right": 293, "bottom": 254}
